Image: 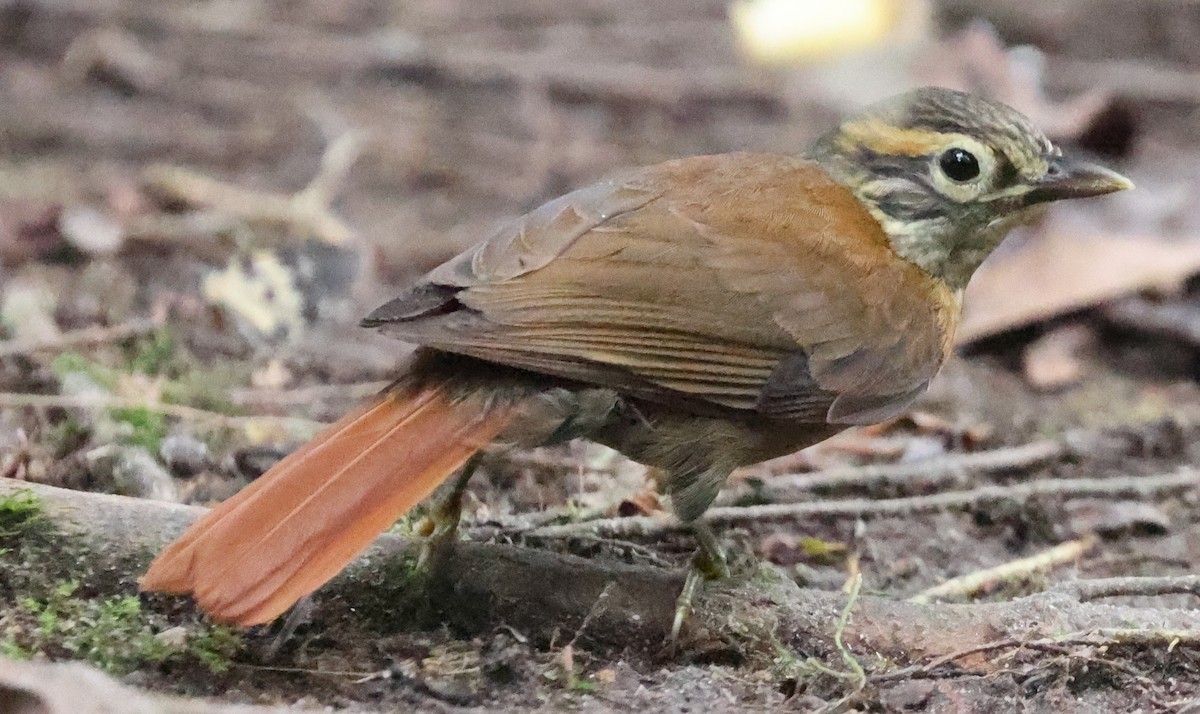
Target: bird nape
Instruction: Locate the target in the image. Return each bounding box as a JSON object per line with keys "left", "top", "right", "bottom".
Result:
{"left": 141, "top": 87, "right": 1132, "bottom": 635}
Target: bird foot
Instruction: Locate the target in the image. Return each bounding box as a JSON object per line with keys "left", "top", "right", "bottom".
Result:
{"left": 414, "top": 504, "right": 462, "bottom": 570}
{"left": 414, "top": 454, "right": 480, "bottom": 570}
{"left": 670, "top": 522, "right": 730, "bottom": 642}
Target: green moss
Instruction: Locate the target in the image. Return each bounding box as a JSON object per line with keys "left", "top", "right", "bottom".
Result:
{"left": 126, "top": 326, "right": 177, "bottom": 376}
{"left": 0, "top": 489, "right": 42, "bottom": 541}
{"left": 0, "top": 635, "right": 29, "bottom": 659}
{"left": 0, "top": 488, "right": 242, "bottom": 674}
{"left": 1, "top": 579, "right": 242, "bottom": 675}
{"left": 49, "top": 335, "right": 248, "bottom": 452}
{"left": 110, "top": 406, "right": 169, "bottom": 452}
{"left": 51, "top": 351, "right": 119, "bottom": 390}
{"left": 160, "top": 364, "right": 243, "bottom": 416}
{"left": 186, "top": 624, "right": 243, "bottom": 673}
{"left": 45, "top": 414, "right": 91, "bottom": 458}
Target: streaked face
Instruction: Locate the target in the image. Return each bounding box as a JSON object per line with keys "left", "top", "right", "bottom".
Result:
{"left": 811, "top": 87, "right": 1131, "bottom": 288}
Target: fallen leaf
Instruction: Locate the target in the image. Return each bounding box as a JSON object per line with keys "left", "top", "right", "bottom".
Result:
{"left": 0, "top": 269, "right": 61, "bottom": 343}
{"left": 615, "top": 490, "right": 662, "bottom": 517}
{"left": 961, "top": 225, "right": 1200, "bottom": 343}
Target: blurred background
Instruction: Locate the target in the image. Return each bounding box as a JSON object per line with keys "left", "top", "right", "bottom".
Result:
{"left": 2, "top": 0, "right": 1199, "bottom": 364}
{"left": 5, "top": 0, "right": 1200, "bottom": 707}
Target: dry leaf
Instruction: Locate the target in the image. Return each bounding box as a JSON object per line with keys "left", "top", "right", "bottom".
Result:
{"left": 615, "top": 490, "right": 662, "bottom": 517}
{"left": 961, "top": 226, "right": 1200, "bottom": 343}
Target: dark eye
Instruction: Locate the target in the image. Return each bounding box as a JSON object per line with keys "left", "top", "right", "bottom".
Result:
{"left": 938, "top": 148, "right": 980, "bottom": 182}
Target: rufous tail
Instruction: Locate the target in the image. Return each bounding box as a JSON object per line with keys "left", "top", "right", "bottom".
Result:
{"left": 140, "top": 378, "right": 516, "bottom": 626}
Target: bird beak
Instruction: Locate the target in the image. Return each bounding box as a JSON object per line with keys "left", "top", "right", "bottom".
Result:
{"left": 1023, "top": 156, "right": 1134, "bottom": 205}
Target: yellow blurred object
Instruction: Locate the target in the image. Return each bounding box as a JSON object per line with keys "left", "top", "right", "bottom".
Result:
{"left": 730, "top": 0, "right": 902, "bottom": 64}
{"left": 203, "top": 250, "right": 305, "bottom": 344}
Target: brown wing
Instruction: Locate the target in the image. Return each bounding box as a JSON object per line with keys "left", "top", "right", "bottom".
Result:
{"left": 365, "top": 153, "right": 959, "bottom": 425}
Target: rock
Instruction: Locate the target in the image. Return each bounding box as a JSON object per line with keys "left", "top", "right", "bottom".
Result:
{"left": 85, "top": 444, "right": 178, "bottom": 502}
{"left": 58, "top": 205, "right": 124, "bottom": 255}
{"left": 159, "top": 433, "right": 210, "bottom": 477}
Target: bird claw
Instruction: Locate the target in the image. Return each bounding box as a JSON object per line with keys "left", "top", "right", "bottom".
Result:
{"left": 670, "top": 522, "right": 730, "bottom": 643}
{"left": 415, "top": 454, "right": 481, "bottom": 570}
{"left": 414, "top": 508, "right": 461, "bottom": 570}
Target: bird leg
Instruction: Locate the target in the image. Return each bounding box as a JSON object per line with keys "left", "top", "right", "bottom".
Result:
{"left": 415, "top": 452, "right": 482, "bottom": 569}
{"left": 672, "top": 520, "right": 730, "bottom": 641}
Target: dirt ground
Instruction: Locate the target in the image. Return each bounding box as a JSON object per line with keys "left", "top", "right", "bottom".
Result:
{"left": 4, "top": 0, "right": 1200, "bottom": 712}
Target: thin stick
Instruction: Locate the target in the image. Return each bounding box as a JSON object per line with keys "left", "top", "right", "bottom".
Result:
{"left": 745, "top": 440, "right": 1065, "bottom": 499}
{"left": 878, "top": 628, "right": 1200, "bottom": 682}
{"left": 228, "top": 380, "right": 390, "bottom": 408}
{"left": 0, "top": 318, "right": 161, "bottom": 359}
{"left": 525, "top": 470, "right": 1200, "bottom": 540}
{"left": 0, "top": 392, "right": 325, "bottom": 434}
{"left": 1055, "top": 575, "right": 1200, "bottom": 602}
{"left": 910, "top": 536, "right": 1098, "bottom": 604}
{"left": 141, "top": 129, "right": 362, "bottom": 247}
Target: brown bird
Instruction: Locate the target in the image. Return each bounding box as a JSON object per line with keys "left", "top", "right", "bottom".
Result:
{"left": 141, "top": 87, "right": 1131, "bottom": 632}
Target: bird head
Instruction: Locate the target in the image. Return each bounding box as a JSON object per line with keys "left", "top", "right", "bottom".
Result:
{"left": 810, "top": 87, "right": 1133, "bottom": 289}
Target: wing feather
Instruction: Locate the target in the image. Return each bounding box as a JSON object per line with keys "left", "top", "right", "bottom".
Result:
{"left": 369, "top": 153, "right": 958, "bottom": 424}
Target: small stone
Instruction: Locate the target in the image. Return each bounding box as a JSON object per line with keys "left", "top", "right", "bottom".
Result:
{"left": 160, "top": 433, "right": 210, "bottom": 477}
{"left": 86, "top": 444, "right": 178, "bottom": 501}
{"left": 58, "top": 205, "right": 124, "bottom": 255}
{"left": 155, "top": 625, "right": 188, "bottom": 648}
{"left": 898, "top": 435, "right": 946, "bottom": 463}
{"left": 1, "top": 271, "right": 60, "bottom": 343}
{"left": 880, "top": 680, "right": 937, "bottom": 710}
{"left": 233, "top": 445, "right": 288, "bottom": 478}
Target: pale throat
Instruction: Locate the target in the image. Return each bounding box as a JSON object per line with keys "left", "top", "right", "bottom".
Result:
{"left": 868, "top": 204, "right": 1028, "bottom": 290}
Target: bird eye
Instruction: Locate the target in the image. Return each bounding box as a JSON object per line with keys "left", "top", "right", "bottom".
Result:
{"left": 938, "top": 148, "right": 980, "bottom": 182}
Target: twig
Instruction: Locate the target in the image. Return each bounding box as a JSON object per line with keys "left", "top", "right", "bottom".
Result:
{"left": 0, "top": 317, "right": 162, "bottom": 359}
{"left": 1054, "top": 575, "right": 1200, "bottom": 602}
{"left": 910, "top": 536, "right": 1098, "bottom": 604}
{"left": 469, "top": 504, "right": 617, "bottom": 538}
{"left": 141, "top": 129, "right": 362, "bottom": 246}
{"left": 736, "top": 440, "right": 1065, "bottom": 501}
{"left": 881, "top": 637, "right": 1022, "bottom": 679}
{"left": 0, "top": 392, "right": 325, "bottom": 435}
{"left": 526, "top": 469, "right": 1200, "bottom": 540}
{"left": 878, "top": 627, "right": 1197, "bottom": 683}
{"left": 568, "top": 581, "right": 618, "bottom": 648}
{"left": 823, "top": 573, "right": 867, "bottom": 712}
{"left": 228, "top": 380, "right": 390, "bottom": 408}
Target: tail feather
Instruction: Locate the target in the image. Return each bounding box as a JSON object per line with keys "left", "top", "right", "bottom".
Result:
{"left": 141, "top": 379, "right": 516, "bottom": 626}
